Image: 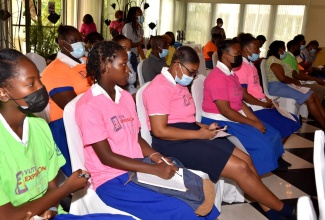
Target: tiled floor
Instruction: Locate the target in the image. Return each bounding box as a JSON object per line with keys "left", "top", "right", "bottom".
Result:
{"left": 218, "top": 120, "right": 320, "bottom": 220}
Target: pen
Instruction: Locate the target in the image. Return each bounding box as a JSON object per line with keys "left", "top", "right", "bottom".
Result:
{"left": 161, "top": 157, "right": 182, "bottom": 177}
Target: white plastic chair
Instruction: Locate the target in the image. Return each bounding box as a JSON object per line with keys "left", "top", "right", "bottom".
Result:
{"left": 314, "top": 130, "right": 325, "bottom": 220}
{"left": 63, "top": 94, "right": 138, "bottom": 219}
{"left": 197, "top": 53, "right": 207, "bottom": 76}
{"left": 26, "top": 53, "right": 47, "bottom": 75}
{"left": 260, "top": 59, "right": 308, "bottom": 118}
{"left": 136, "top": 82, "right": 152, "bottom": 145}
{"left": 297, "top": 196, "right": 317, "bottom": 220}
{"left": 212, "top": 52, "right": 218, "bottom": 68}
{"left": 137, "top": 60, "right": 145, "bottom": 88}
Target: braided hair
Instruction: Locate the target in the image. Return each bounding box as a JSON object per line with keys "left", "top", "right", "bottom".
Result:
{"left": 217, "top": 39, "right": 238, "bottom": 61}
{"left": 0, "top": 49, "right": 27, "bottom": 87}
{"left": 86, "top": 41, "right": 124, "bottom": 83}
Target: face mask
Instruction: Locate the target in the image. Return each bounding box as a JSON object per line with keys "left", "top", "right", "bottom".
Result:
{"left": 64, "top": 41, "right": 85, "bottom": 59}
{"left": 309, "top": 48, "right": 316, "bottom": 54}
{"left": 300, "top": 45, "right": 306, "bottom": 50}
{"left": 6, "top": 87, "right": 49, "bottom": 114}
{"left": 175, "top": 63, "right": 194, "bottom": 86}
{"left": 127, "top": 51, "right": 132, "bottom": 61}
{"left": 247, "top": 47, "right": 259, "bottom": 62}
{"left": 280, "top": 51, "right": 287, "bottom": 60}
{"left": 228, "top": 54, "right": 242, "bottom": 68}
{"left": 137, "top": 15, "right": 144, "bottom": 24}
{"left": 159, "top": 49, "right": 169, "bottom": 58}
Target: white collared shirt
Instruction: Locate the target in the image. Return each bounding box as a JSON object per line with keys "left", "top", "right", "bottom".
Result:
{"left": 216, "top": 61, "right": 234, "bottom": 76}
{"left": 57, "top": 51, "right": 86, "bottom": 68}
{"left": 91, "top": 83, "right": 123, "bottom": 104}
{"left": 0, "top": 113, "right": 28, "bottom": 146}
{"left": 161, "top": 67, "right": 176, "bottom": 85}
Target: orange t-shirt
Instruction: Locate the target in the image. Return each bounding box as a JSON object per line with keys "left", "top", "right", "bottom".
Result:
{"left": 203, "top": 41, "right": 217, "bottom": 61}
{"left": 41, "top": 55, "right": 92, "bottom": 122}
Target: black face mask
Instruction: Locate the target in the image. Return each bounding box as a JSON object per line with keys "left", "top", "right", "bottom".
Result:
{"left": 293, "top": 49, "right": 300, "bottom": 57}
{"left": 7, "top": 87, "right": 49, "bottom": 114}
{"left": 228, "top": 54, "right": 243, "bottom": 68}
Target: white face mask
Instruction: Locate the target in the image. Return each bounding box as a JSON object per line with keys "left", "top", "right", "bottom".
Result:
{"left": 63, "top": 41, "right": 85, "bottom": 59}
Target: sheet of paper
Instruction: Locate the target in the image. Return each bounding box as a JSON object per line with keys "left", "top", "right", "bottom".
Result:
{"left": 32, "top": 216, "right": 44, "bottom": 220}
{"left": 288, "top": 84, "right": 310, "bottom": 94}
{"left": 272, "top": 100, "right": 297, "bottom": 122}
{"left": 210, "top": 131, "right": 231, "bottom": 140}
{"left": 137, "top": 168, "right": 187, "bottom": 192}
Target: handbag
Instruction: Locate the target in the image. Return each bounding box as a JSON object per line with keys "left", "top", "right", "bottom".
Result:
{"left": 127, "top": 157, "right": 215, "bottom": 216}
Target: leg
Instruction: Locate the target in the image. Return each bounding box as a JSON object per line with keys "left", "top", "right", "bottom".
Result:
{"left": 220, "top": 154, "right": 283, "bottom": 211}
{"left": 305, "top": 93, "right": 325, "bottom": 128}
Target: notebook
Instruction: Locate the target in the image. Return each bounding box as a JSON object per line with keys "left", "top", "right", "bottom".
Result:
{"left": 272, "top": 100, "right": 297, "bottom": 122}
{"left": 210, "top": 130, "right": 231, "bottom": 140}
{"left": 137, "top": 168, "right": 187, "bottom": 192}
{"left": 288, "top": 84, "right": 310, "bottom": 94}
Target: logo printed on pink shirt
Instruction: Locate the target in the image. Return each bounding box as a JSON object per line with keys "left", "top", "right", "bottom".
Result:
{"left": 254, "top": 75, "right": 258, "bottom": 84}
{"left": 111, "top": 116, "right": 122, "bottom": 132}
{"left": 183, "top": 94, "right": 192, "bottom": 106}
{"left": 233, "top": 85, "right": 240, "bottom": 96}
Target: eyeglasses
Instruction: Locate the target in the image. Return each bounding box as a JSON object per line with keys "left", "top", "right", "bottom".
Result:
{"left": 176, "top": 62, "right": 198, "bottom": 76}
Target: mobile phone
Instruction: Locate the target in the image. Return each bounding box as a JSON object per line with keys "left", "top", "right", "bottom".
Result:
{"left": 213, "top": 125, "right": 228, "bottom": 132}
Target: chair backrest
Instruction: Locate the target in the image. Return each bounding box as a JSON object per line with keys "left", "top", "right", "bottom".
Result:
{"left": 212, "top": 51, "right": 218, "bottom": 68}
{"left": 260, "top": 59, "right": 270, "bottom": 96}
{"left": 136, "top": 82, "right": 152, "bottom": 145}
{"left": 314, "top": 130, "right": 325, "bottom": 220}
{"left": 26, "top": 53, "right": 47, "bottom": 75}
{"left": 63, "top": 94, "right": 86, "bottom": 171}
{"left": 297, "top": 196, "right": 317, "bottom": 220}
{"left": 197, "top": 53, "right": 207, "bottom": 76}
{"left": 191, "top": 74, "right": 206, "bottom": 122}
{"left": 137, "top": 60, "right": 145, "bottom": 87}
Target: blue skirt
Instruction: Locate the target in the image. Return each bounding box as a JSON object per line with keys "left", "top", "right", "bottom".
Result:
{"left": 96, "top": 173, "right": 220, "bottom": 220}
{"left": 49, "top": 118, "right": 72, "bottom": 176}
{"left": 201, "top": 117, "right": 284, "bottom": 176}
{"left": 268, "top": 81, "right": 312, "bottom": 105}
{"left": 54, "top": 213, "right": 133, "bottom": 219}
{"left": 254, "top": 109, "right": 301, "bottom": 138}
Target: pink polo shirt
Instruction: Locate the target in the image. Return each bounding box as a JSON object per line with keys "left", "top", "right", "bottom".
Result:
{"left": 234, "top": 57, "right": 265, "bottom": 100}
{"left": 75, "top": 84, "right": 143, "bottom": 190}
{"left": 143, "top": 67, "right": 196, "bottom": 130}
{"left": 203, "top": 61, "right": 243, "bottom": 114}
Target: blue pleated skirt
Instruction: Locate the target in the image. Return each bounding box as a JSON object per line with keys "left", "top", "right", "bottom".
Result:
{"left": 96, "top": 173, "right": 220, "bottom": 220}
{"left": 254, "top": 108, "right": 301, "bottom": 138}
{"left": 49, "top": 118, "right": 72, "bottom": 176}
{"left": 201, "top": 117, "right": 284, "bottom": 176}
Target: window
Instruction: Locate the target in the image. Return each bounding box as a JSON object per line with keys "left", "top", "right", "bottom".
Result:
{"left": 142, "top": 0, "right": 160, "bottom": 37}
{"left": 186, "top": 3, "right": 212, "bottom": 45}
{"left": 214, "top": 4, "right": 240, "bottom": 39}
{"left": 243, "top": 4, "right": 271, "bottom": 56}
{"left": 274, "top": 5, "right": 306, "bottom": 44}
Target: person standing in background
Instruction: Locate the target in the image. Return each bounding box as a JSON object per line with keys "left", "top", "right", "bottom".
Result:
{"left": 109, "top": 10, "right": 124, "bottom": 37}
{"left": 211, "top": 18, "right": 226, "bottom": 39}
{"left": 79, "top": 14, "right": 97, "bottom": 38}
{"left": 122, "top": 7, "right": 146, "bottom": 60}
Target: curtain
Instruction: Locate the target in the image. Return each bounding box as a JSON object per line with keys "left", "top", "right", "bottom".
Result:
{"left": 186, "top": 3, "right": 212, "bottom": 45}
{"left": 273, "top": 5, "right": 306, "bottom": 44}
{"left": 243, "top": 4, "right": 271, "bottom": 56}
{"left": 213, "top": 3, "right": 240, "bottom": 40}
{"left": 174, "top": 1, "right": 186, "bottom": 34}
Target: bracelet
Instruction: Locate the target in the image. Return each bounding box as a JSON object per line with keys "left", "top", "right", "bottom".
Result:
{"left": 149, "top": 152, "right": 160, "bottom": 160}
{"left": 49, "top": 207, "right": 58, "bottom": 212}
